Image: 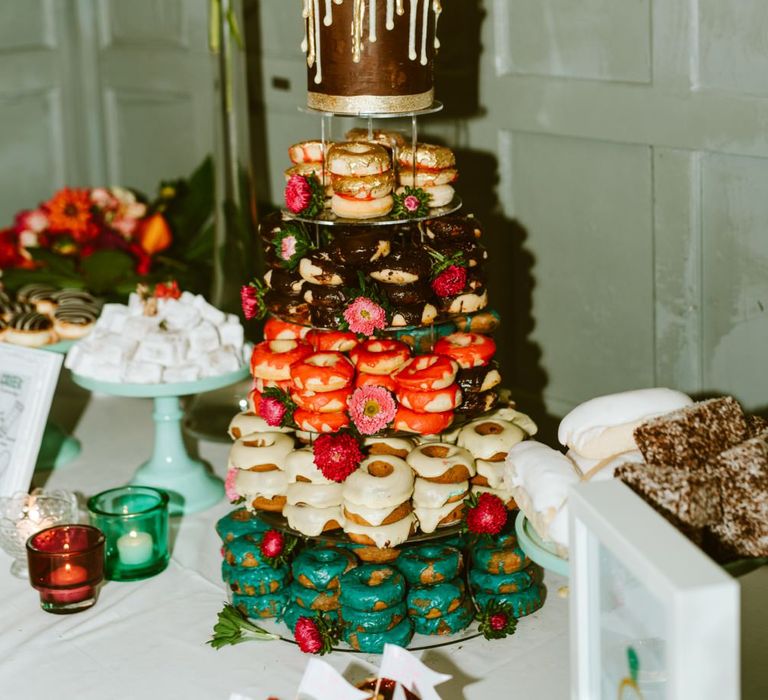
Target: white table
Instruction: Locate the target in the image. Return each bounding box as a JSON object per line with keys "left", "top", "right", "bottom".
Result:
{"left": 0, "top": 379, "right": 571, "bottom": 700}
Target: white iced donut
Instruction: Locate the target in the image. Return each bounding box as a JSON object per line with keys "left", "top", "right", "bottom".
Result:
{"left": 412, "top": 478, "right": 469, "bottom": 509}
{"left": 423, "top": 184, "right": 455, "bottom": 207}
{"left": 283, "top": 504, "right": 344, "bottom": 536}
{"left": 343, "top": 501, "right": 409, "bottom": 527}
{"left": 285, "top": 482, "right": 343, "bottom": 508}
{"left": 557, "top": 388, "right": 693, "bottom": 460}
{"left": 470, "top": 484, "right": 516, "bottom": 508}
{"left": 330, "top": 193, "right": 394, "bottom": 220}
{"left": 363, "top": 435, "right": 415, "bottom": 458}
{"left": 234, "top": 468, "right": 289, "bottom": 500}
{"left": 414, "top": 501, "right": 464, "bottom": 534}
{"left": 486, "top": 407, "right": 538, "bottom": 436}
{"left": 342, "top": 455, "right": 414, "bottom": 509}
{"left": 444, "top": 288, "right": 487, "bottom": 314}
{"left": 227, "top": 412, "right": 293, "bottom": 439}
{"left": 228, "top": 432, "right": 294, "bottom": 471}
{"left": 475, "top": 459, "right": 506, "bottom": 489}
{"left": 457, "top": 418, "right": 526, "bottom": 461}
{"left": 285, "top": 448, "right": 334, "bottom": 484}
{"left": 342, "top": 513, "right": 416, "bottom": 549}
{"left": 406, "top": 442, "right": 475, "bottom": 481}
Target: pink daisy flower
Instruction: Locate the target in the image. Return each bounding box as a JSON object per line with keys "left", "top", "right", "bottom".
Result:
{"left": 224, "top": 467, "right": 239, "bottom": 502}
{"left": 348, "top": 385, "right": 396, "bottom": 435}
{"left": 343, "top": 297, "right": 386, "bottom": 336}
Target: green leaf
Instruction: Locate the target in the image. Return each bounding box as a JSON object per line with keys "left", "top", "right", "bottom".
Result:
{"left": 81, "top": 250, "right": 136, "bottom": 295}
{"left": 27, "top": 248, "right": 78, "bottom": 276}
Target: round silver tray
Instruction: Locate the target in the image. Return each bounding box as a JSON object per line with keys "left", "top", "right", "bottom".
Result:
{"left": 298, "top": 101, "right": 444, "bottom": 119}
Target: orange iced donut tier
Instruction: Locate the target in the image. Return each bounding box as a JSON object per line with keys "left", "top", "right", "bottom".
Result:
{"left": 294, "top": 408, "right": 350, "bottom": 433}
{"left": 309, "top": 329, "right": 359, "bottom": 353}
{"left": 393, "top": 354, "right": 459, "bottom": 391}
{"left": 292, "top": 386, "right": 353, "bottom": 413}
{"left": 349, "top": 339, "right": 411, "bottom": 376}
{"left": 393, "top": 406, "right": 454, "bottom": 435}
{"left": 250, "top": 340, "right": 313, "bottom": 381}
{"left": 290, "top": 351, "right": 355, "bottom": 392}
{"left": 434, "top": 332, "right": 496, "bottom": 369}
{"left": 355, "top": 372, "right": 398, "bottom": 392}
{"left": 396, "top": 384, "right": 463, "bottom": 413}
{"left": 263, "top": 317, "right": 311, "bottom": 341}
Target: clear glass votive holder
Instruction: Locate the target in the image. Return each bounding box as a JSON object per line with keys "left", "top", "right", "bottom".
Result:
{"left": 26, "top": 524, "right": 105, "bottom": 614}
{"left": 87, "top": 486, "right": 169, "bottom": 581}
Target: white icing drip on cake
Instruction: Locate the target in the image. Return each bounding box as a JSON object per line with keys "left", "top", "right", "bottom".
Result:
{"left": 343, "top": 513, "right": 415, "bottom": 548}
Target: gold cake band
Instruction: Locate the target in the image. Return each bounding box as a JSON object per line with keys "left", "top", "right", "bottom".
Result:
{"left": 307, "top": 89, "right": 434, "bottom": 115}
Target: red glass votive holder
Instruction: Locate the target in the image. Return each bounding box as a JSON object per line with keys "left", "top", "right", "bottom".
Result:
{"left": 26, "top": 525, "right": 105, "bottom": 614}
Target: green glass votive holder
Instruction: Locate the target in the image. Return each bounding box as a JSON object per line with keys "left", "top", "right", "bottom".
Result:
{"left": 87, "top": 486, "right": 169, "bottom": 581}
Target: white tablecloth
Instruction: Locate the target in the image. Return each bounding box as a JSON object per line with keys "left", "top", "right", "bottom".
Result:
{"left": 0, "top": 380, "right": 571, "bottom": 700}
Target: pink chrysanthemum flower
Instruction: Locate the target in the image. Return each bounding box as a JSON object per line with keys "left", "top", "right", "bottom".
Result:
{"left": 259, "top": 396, "right": 287, "bottom": 427}
{"left": 348, "top": 386, "right": 396, "bottom": 435}
{"left": 280, "top": 234, "right": 297, "bottom": 261}
{"left": 343, "top": 297, "right": 386, "bottom": 336}
{"left": 224, "top": 467, "right": 239, "bottom": 502}
{"left": 284, "top": 175, "right": 312, "bottom": 214}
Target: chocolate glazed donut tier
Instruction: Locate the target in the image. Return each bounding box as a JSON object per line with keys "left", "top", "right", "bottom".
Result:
{"left": 303, "top": 0, "right": 440, "bottom": 114}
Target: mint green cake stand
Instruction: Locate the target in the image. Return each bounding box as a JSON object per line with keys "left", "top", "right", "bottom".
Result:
{"left": 71, "top": 366, "right": 249, "bottom": 515}
{"left": 515, "top": 511, "right": 569, "bottom": 577}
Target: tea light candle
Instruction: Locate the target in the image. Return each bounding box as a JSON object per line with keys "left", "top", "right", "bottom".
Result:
{"left": 116, "top": 531, "right": 153, "bottom": 566}
{"left": 49, "top": 562, "right": 88, "bottom": 586}
{"left": 45, "top": 563, "right": 94, "bottom": 606}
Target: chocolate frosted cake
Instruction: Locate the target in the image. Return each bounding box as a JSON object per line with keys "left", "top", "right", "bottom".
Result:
{"left": 302, "top": 0, "right": 442, "bottom": 114}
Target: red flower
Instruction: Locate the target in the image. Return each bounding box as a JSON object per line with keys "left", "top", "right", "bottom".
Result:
{"left": 466, "top": 493, "right": 508, "bottom": 535}
{"left": 0, "top": 228, "right": 24, "bottom": 268}
{"left": 259, "top": 396, "right": 287, "bottom": 427}
{"left": 431, "top": 264, "right": 467, "bottom": 297}
{"left": 284, "top": 174, "right": 313, "bottom": 214}
{"left": 490, "top": 613, "right": 508, "bottom": 631}
{"left": 241, "top": 284, "right": 259, "bottom": 320}
{"left": 260, "top": 530, "right": 285, "bottom": 559}
{"left": 294, "top": 617, "right": 323, "bottom": 654}
{"left": 155, "top": 280, "right": 181, "bottom": 299}
{"left": 128, "top": 242, "right": 152, "bottom": 275}
{"left": 313, "top": 433, "right": 363, "bottom": 483}
{"left": 45, "top": 188, "right": 98, "bottom": 243}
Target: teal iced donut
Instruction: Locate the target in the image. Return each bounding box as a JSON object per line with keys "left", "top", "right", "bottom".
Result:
{"left": 281, "top": 602, "right": 339, "bottom": 632}
{"left": 396, "top": 544, "right": 463, "bottom": 585}
{"left": 439, "top": 533, "right": 468, "bottom": 550}
{"left": 233, "top": 591, "right": 288, "bottom": 619}
{"left": 215, "top": 508, "right": 269, "bottom": 543}
{"left": 344, "top": 616, "right": 414, "bottom": 653}
{"left": 412, "top": 598, "right": 474, "bottom": 636}
{"left": 474, "top": 584, "right": 545, "bottom": 617}
{"left": 291, "top": 547, "right": 357, "bottom": 590}
{"left": 471, "top": 540, "right": 529, "bottom": 575}
{"left": 407, "top": 578, "right": 466, "bottom": 618}
{"left": 393, "top": 318, "right": 456, "bottom": 354}
{"left": 291, "top": 581, "right": 341, "bottom": 611}
{"left": 224, "top": 563, "right": 290, "bottom": 596}
{"left": 340, "top": 601, "right": 407, "bottom": 634}
{"left": 223, "top": 536, "right": 267, "bottom": 568}
{"left": 339, "top": 565, "right": 406, "bottom": 612}
{"left": 469, "top": 564, "right": 542, "bottom": 595}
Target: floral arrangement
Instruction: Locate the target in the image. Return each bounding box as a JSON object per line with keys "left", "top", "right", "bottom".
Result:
{"left": 0, "top": 158, "right": 216, "bottom": 298}
{"left": 284, "top": 173, "right": 325, "bottom": 218}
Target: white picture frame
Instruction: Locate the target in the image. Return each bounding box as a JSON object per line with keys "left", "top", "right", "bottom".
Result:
{"left": 569, "top": 480, "right": 739, "bottom": 700}
{"left": 0, "top": 345, "right": 63, "bottom": 497}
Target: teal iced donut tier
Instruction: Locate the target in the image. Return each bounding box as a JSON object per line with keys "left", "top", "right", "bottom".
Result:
{"left": 339, "top": 565, "right": 406, "bottom": 612}
{"left": 215, "top": 508, "right": 270, "bottom": 543}
{"left": 222, "top": 562, "right": 290, "bottom": 596}
{"left": 471, "top": 540, "right": 530, "bottom": 575}
{"left": 396, "top": 544, "right": 463, "bottom": 585}
{"left": 473, "top": 584, "right": 545, "bottom": 617}
{"left": 233, "top": 591, "right": 289, "bottom": 619}
{"left": 222, "top": 536, "right": 268, "bottom": 568}
{"left": 412, "top": 598, "right": 474, "bottom": 636}
{"left": 291, "top": 547, "right": 357, "bottom": 590}
{"left": 281, "top": 603, "right": 339, "bottom": 632}
{"left": 291, "top": 581, "right": 341, "bottom": 611}
{"left": 340, "top": 601, "right": 407, "bottom": 634}
{"left": 468, "top": 564, "right": 542, "bottom": 595}
{"left": 344, "top": 616, "right": 414, "bottom": 653}
{"left": 407, "top": 578, "right": 466, "bottom": 618}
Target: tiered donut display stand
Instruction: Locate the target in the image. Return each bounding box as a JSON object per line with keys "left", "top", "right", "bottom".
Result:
{"left": 219, "top": 0, "right": 545, "bottom": 653}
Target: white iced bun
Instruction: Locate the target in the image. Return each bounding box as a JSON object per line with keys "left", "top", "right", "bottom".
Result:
{"left": 567, "top": 449, "right": 645, "bottom": 482}
{"left": 557, "top": 388, "right": 693, "bottom": 460}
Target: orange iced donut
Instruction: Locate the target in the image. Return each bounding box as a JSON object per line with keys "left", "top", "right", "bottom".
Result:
{"left": 292, "top": 386, "right": 353, "bottom": 413}
{"left": 393, "top": 355, "right": 459, "bottom": 391}
{"left": 355, "top": 372, "right": 398, "bottom": 392}
{"left": 263, "top": 318, "right": 311, "bottom": 341}
{"left": 434, "top": 332, "right": 496, "bottom": 369}
{"left": 393, "top": 406, "right": 454, "bottom": 435}
{"left": 250, "top": 340, "right": 313, "bottom": 381}
{"left": 309, "top": 329, "right": 359, "bottom": 353}
{"left": 397, "top": 384, "right": 463, "bottom": 413}
{"left": 350, "top": 339, "right": 411, "bottom": 376}
{"left": 294, "top": 408, "right": 350, "bottom": 433}
{"left": 290, "top": 351, "right": 355, "bottom": 392}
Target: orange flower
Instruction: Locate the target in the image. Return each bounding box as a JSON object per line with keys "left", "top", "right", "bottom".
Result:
{"left": 137, "top": 213, "right": 172, "bottom": 255}
{"left": 45, "top": 188, "right": 96, "bottom": 242}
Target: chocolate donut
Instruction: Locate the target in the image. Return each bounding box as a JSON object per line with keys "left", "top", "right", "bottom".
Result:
{"left": 431, "top": 238, "right": 488, "bottom": 268}
{"left": 52, "top": 289, "right": 98, "bottom": 307}
{"left": 380, "top": 281, "right": 434, "bottom": 307}
{"left": 9, "top": 311, "right": 53, "bottom": 331}
{"left": 455, "top": 389, "right": 498, "bottom": 414}
{"left": 457, "top": 362, "right": 502, "bottom": 394}
{"left": 303, "top": 284, "right": 347, "bottom": 308}
{"left": 389, "top": 303, "right": 437, "bottom": 328}
{"left": 264, "top": 267, "right": 305, "bottom": 295}
{"left": 259, "top": 210, "right": 286, "bottom": 243}
{"left": 16, "top": 283, "right": 57, "bottom": 304}
{"left": 298, "top": 252, "right": 351, "bottom": 286}
{"left": 370, "top": 248, "right": 431, "bottom": 285}
{"left": 310, "top": 305, "right": 345, "bottom": 328}
{"left": 439, "top": 288, "right": 488, "bottom": 315}
{"left": 1, "top": 300, "right": 34, "bottom": 321}
{"left": 424, "top": 216, "right": 482, "bottom": 242}
{"left": 265, "top": 291, "right": 310, "bottom": 322}
{"left": 326, "top": 228, "right": 392, "bottom": 267}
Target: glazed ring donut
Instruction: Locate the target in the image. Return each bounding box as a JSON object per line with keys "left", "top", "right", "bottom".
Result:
{"left": 393, "top": 355, "right": 458, "bottom": 391}
{"left": 355, "top": 372, "right": 398, "bottom": 391}
{"left": 264, "top": 267, "right": 305, "bottom": 295}
{"left": 291, "top": 547, "right": 357, "bottom": 590}
{"left": 282, "top": 504, "right": 344, "bottom": 536}
{"left": 407, "top": 578, "right": 466, "bottom": 619}
{"left": 342, "top": 455, "right": 414, "bottom": 509}
{"left": 474, "top": 586, "right": 545, "bottom": 618}
{"left": 457, "top": 418, "right": 526, "bottom": 461}
{"left": 290, "top": 351, "right": 355, "bottom": 392}
{"left": 456, "top": 362, "right": 502, "bottom": 394}
{"left": 233, "top": 591, "right": 289, "bottom": 619}
{"left": 343, "top": 501, "right": 413, "bottom": 528}
{"left": 434, "top": 332, "right": 496, "bottom": 369}
{"left": 302, "top": 285, "right": 347, "bottom": 308}
{"left": 330, "top": 193, "right": 394, "bottom": 220}
{"left": 250, "top": 340, "right": 312, "bottom": 381}
{"left": 469, "top": 564, "right": 543, "bottom": 596}
{"left": 338, "top": 564, "right": 406, "bottom": 612}
{"left": 412, "top": 598, "right": 473, "bottom": 636}
{"left": 228, "top": 411, "right": 293, "bottom": 439}
{"left": 363, "top": 436, "right": 415, "bottom": 459}
{"left": 251, "top": 377, "right": 293, "bottom": 393}
{"left": 233, "top": 469, "right": 289, "bottom": 504}
{"left": 343, "top": 617, "right": 414, "bottom": 653}
{"left": 345, "top": 127, "right": 406, "bottom": 150}
{"left": 291, "top": 386, "right": 353, "bottom": 413}
{"left": 442, "top": 289, "right": 488, "bottom": 315}
{"left": 453, "top": 309, "right": 501, "bottom": 334}
{"left": 263, "top": 317, "right": 311, "bottom": 341}
{"left": 229, "top": 432, "right": 295, "bottom": 471}
{"left": 397, "top": 143, "right": 456, "bottom": 171}
{"left": 290, "top": 581, "right": 341, "bottom": 611}
{"left": 215, "top": 508, "right": 270, "bottom": 543}
{"left": 285, "top": 448, "right": 333, "bottom": 483}
{"left": 286, "top": 482, "right": 343, "bottom": 508}
{"left": 380, "top": 281, "right": 432, "bottom": 307}
{"left": 397, "top": 384, "right": 462, "bottom": 413}
{"left": 298, "top": 252, "right": 349, "bottom": 286}
{"left": 224, "top": 562, "right": 289, "bottom": 596}
{"left": 350, "top": 338, "right": 411, "bottom": 375}
{"left": 288, "top": 139, "right": 326, "bottom": 164}
{"left": 393, "top": 406, "right": 454, "bottom": 435}
{"left": 309, "top": 305, "right": 345, "bottom": 328}
{"left": 472, "top": 540, "right": 530, "bottom": 575}
{"left": 339, "top": 600, "right": 407, "bottom": 634}
{"left": 308, "top": 329, "right": 358, "bottom": 352}
{"left": 406, "top": 442, "right": 475, "bottom": 482}
{"left": 327, "top": 141, "right": 391, "bottom": 177}
{"left": 326, "top": 229, "right": 392, "bottom": 266}
{"left": 412, "top": 479, "right": 469, "bottom": 509}
{"left": 249, "top": 494, "right": 289, "bottom": 512}
{"left": 396, "top": 544, "right": 463, "bottom": 585}
{"left": 398, "top": 168, "right": 458, "bottom": 188}
{"left": 331, "top": 170, "right": 394, "bottom": 199}
{"left": 370, "top": 249, "right": 432, "bottom": 286}
{"left": 281, "top": 604, "right": 339, "bottom": 633}
{"left": 293, "top": 408, "right": 350, "bottom": 433}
